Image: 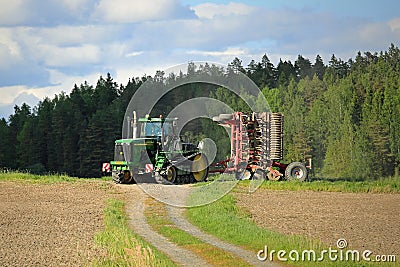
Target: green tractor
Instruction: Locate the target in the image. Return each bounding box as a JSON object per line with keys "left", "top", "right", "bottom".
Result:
{"left": 110, "top": 114, "right": 209, "bottom": 184}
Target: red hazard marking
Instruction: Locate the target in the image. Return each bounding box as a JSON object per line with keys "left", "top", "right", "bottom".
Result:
{"left": 102, "top": 163, "right": 111, "bottom": 172}
{"left": 145, "top": 164, "right": 153, "bottom": 173}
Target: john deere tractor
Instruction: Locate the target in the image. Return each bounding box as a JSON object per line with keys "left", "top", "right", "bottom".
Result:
{"left": 111, "top": 114, "right": 209, "bottom": 184}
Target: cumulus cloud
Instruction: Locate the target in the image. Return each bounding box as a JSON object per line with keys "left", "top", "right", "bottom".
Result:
{"left": 1, "top": 0, "right": 400, "bottom": 120}
{"left": 92, "top": 0, "right": 196, "bottom": 23}
{"left": 0, "top": 28, "right": 21, "bottom": 60}
{"left": 0, "top": 69, "right": 102, "bottom": 113}
{"left": 192, "top": 2, "right": 255, "bottom": 19}
{"left": 125, "top": 51, "right": 144, "bottom": 57}
{"left": 0, "top": 0, "right": 100, "bottom": 27}
{"left": 187, "top": 47, "right": 246, "bottom": 56}
{"left": 0, "top": 91, "right": 41, "bottom": 120}
{"left": 0, "top": 1, "right": 29, "bottom": 26}
{"left": 60, "top": 0, "right": 94, "bottom": 13}
{"left": 39, "top": 44, "right": 101, "bottom": 67}
{"left": 33, "top": 25, "right": 115, "bottom": 46}
{"left": 388, "top": 18, "right": 400, "bottom": 33}
{"left": 0, "top": 86, "right": 28, "bottom": 105}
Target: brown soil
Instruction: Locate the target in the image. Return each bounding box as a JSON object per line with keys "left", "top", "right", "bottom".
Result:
{"left": 0, "top": 181, "right": 111, "bottom": 267}
{"left": 235, "top": 189, "right": 400, "bottom": 255}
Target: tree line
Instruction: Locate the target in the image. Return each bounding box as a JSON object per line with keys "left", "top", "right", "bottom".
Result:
{"left": 1, "top": 44, "right": 399, "bottom": 179}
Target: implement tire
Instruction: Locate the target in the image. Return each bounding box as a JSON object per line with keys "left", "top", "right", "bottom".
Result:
{"left": 267, "top": 172, "right": 281, "bottom": 181}
{"left": 164, "top": 165, "right": 177, "bottom": 184}
{"left": 113, "top": 170, "right": 134, "bottom": 184}
{"left": 285, "top": 162, "right": 307, "bottom": 182}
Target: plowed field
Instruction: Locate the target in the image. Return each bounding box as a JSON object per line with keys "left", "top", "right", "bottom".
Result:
{"left": 0, "top": 181, "right": 109, "bottom": 266}
{"left": 236, "top": 189, "right": 400, "bottom": 255}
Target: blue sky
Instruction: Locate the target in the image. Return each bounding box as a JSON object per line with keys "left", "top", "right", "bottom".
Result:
{"left": 1, "top": 0, "right": 399, "bottom": 119}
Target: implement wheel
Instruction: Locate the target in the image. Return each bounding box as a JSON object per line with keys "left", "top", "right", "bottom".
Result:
{"left": 122, "top": 170, "right": 134, "bottom": 183}
{"left": 191, "top": 153, "right": 209, "bottom": 182}
{"left": 113, "top": 170, "right": 134, "bottom": 184}
{"left": 285, "top": 162, "right": 307, "bottom": 182}
{"left": 267, "top": 172, "right": 281, "bottom": 181}
{"left": 164, "top": 165, "right": 177, "bottom": 184}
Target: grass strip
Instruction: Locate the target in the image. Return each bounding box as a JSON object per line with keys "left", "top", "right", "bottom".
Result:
{"left": 0, "top": 171, "right": 115, "bottom": 184}
{"left": 144, "top": 198, "right": 253, "bottom": 267}
{"left": 93, "top": 198, "right": 176, "bottom": 267}
{"left": 239, "top": 176, "right": 400, "bottom": 193}
{"left": 186, "top": 193, "right": 385, "bottom": 267}
{"left": 0, "top": 170, "right": 79, "bottom": 183}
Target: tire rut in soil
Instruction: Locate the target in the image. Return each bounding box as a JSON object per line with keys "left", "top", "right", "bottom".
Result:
{"left": 122, "top": 185, "right": 212, "bottom": 267}
{"left": 166, "top": 205, "right": 279, "bottom": 267}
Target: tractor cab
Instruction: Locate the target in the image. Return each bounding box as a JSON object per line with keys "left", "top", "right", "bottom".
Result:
{"left": 139, "top": 116, "right": 177, "bottom": 142}
{"left": 139, "top": 116, "right": 180, "bottom": 154}
{"left": 141, "top": 117, "right": 174, "bottom": 138}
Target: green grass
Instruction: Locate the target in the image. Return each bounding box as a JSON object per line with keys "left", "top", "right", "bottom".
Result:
{"left": 100, "top": 176, "right": 113, "bottom": 182}
{"left": 144, "top": 198, "right": 253, "bottom": 267}
{"left": 93, "top": 198, "right": 176, "bottom": 267}
{"left": 186, "top": 193, "right": 394, "bottom": 266}
{"left": 0, "top": 171, "right": 116, "bottom": 184}
{"left": 252, "top": 176, "right": 400, "bottom": 193}
{"left": 0, "top": 170, "right": 79, "bottom": 183}
{"left": 197, "top": 175, "right": 400, "bottom": 193}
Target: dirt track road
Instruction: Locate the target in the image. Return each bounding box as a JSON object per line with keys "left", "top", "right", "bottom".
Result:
{"left": 120, "top": 184, "right": 213, "bottom": 267}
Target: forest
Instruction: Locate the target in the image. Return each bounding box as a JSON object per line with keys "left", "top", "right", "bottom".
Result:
{"left": 1, "top": 44, "right": 399, "bottom": 179}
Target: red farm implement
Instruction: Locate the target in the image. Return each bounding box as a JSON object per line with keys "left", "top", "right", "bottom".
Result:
{"left": 210, "top": 112, "right": 310, "bottom": 181}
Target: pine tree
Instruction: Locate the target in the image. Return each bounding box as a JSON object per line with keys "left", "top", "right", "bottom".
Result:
{"left": 0, "top": 119, "right": 12, "bottom": 168}
{"left": 313, "top": 55, "right": 326, "bottom": 80}
{"left": 276, "top": 59, "right": 296, "bottom": 86}
{"left": 8, "top": 104, "right": 32, "bottom": 169}
{"left": 295, "top": 55, "right": 312, "bottom": 80}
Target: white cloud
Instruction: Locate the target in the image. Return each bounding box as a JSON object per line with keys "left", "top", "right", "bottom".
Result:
{"left": 7, "top": 25, "right": 122, "bottom": 67}
{"left": 0, "top": 0, "right": 91, "bottom": 27}
{"left": 187, "top": 47, "right": 247, "bottom": 57}
{"left": 0, "top": 0, "right": 29, "bottom": 25}
{"left": 115, "top": 65, "right": 160, "bottom": 83}
{"left": 0, "top": 90, "right": 41, "bottom": 119}
{"left": 0, "top": 69, "right": 102, "bottom": 108}
{"left": 34, "top": 25, "right": 113, "bottom": 46}
{"left": 192, "top": 2, "right": 255, "bottom": 19}
{"left": 125, "top": 51, "right": 144, "bottom": 57}
{"left": 0, "top": 86, "right": 28, "bottom": 104}
{"left": 388, "top": 18, "right": 400, "bottom": 32}
{"left": 38, "top": 44, "right": 101, "bottom": 67}
{"left": 93, "top": 0, "right": 195, "bottom": 23}
{"left": 1, "top": 0, "right": 399, "bottom": 120}
{"left": 60, "top": 0, "right": 93, "bottom": 12}
{"left": 0, "top": 28, "right": 21, "bottom": 58}
{"left": 0, "top": 28, "right": 23, "bottom": 70}
{"left": 359, "top": 22, "right": 392, "bottom": 43}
